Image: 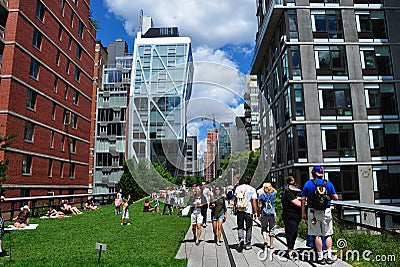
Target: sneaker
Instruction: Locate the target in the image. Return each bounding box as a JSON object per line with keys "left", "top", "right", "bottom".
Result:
{"left": 325, "top": 257, "right": 336, "bottom": 264}
{"left": 315, "top": 258, "right": 326, "bottom": 265}
{"left": 238, "top": 240, "right": 244, "bottom": 252}
{"left": 245, "top": 245, "right": 252, "bottom": 250}
{"left": 127, "top": 223, "right": 131, "bottom": 225}
{"left": 121, "top": 223, "right": 123, "bottom": 225}
{"left": 195, "top": 241, "right": 200, "bottom": 246}
{"left": 216, "top": 242, "right": 221, "bottom": 246}
{"left": 202, "top": 223, "right": 207, "bottom": 228}
{"left": 0, "top": 251, "right": 8, "bottom": 257}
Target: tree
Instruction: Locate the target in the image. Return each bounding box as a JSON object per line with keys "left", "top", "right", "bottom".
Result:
{"left": 88, "top": 9, "right": 100, "bottom": 30}
{"left": 116, "top": 160, "right": 146, "bottom": 201}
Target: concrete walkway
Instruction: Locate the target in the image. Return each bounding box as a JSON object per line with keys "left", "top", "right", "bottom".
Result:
{"left": 176, "top": 208, "right": 351, "bottom": 267}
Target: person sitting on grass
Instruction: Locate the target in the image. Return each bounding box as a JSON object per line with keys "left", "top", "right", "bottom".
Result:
{"left": 85, "top": 198, "right": 99, "bottom": 210}
{"left": 61, "top": 199, "right": 83, "bottom": 215}
{"left": 143, "top": 199, "right": 155, "bottom": 212}
{"left": 45, "top": 206, "right": 65, "bottom": 217}
{"left": 13, "top": 205, "right": 30, "bottom": 228}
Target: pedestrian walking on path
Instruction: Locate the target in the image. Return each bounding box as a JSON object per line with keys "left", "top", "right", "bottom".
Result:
{"left": 282, "top": 179, "right": 302, "bottom": 260}
{"left": 209, "top": 186, "right": 227, "bottom": 246}
{"left": 301, "top": 165, "right": 339, "bottom": 265}
{"left": 234, "top": 176, "right": 258, "bottom": 252}
{"left": 258, "top": 182, "right": 277, "bottom": 251}
{"left": 187, "top": 186, "right": 207, "bottom": 246}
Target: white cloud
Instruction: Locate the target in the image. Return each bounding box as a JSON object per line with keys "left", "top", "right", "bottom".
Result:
{"left": 197, "top": 138, "right": 207, "bottom": 157}
{"left": 103, "top": 0, "right": 257, "bottom": 48}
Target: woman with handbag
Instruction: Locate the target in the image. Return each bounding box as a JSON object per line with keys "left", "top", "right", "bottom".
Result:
{"left": 209, "top": 186, "right": 227, "bottom": 246}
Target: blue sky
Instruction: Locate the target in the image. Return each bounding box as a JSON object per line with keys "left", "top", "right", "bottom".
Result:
{"left": 90, "top": 0, "right": 257, "bottom": 154}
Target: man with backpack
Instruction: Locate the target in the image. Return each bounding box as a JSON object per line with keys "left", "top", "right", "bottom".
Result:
{"left": 234, "top": 176, "right": 258, "bottom": 252}
{"left": 301, "top": 165, "right": 338, "bottom": 265}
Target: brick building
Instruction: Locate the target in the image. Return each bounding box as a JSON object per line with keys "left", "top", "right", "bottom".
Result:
{"left": 0, "top": 0, "right": 96, "bottom": 197}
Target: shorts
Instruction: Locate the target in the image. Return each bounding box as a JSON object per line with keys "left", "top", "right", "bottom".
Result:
{"left": 307, "top": 208, "right": 333, "bottom": 236}
{"left": 211, "top": 213, "right": 225, "bottom": 221}
{"left": 122, "top": 210, "right": 129, "bottom": 219}
{"left": 191, "top": 213, "right": 203, "bottom": 225}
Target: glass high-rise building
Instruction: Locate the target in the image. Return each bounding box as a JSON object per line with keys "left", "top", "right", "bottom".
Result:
{"left": 127, "top": 17, "right": 193, "bottom": 175}
{"left": 251, "top": 0, "right": 400, "bottom": 205}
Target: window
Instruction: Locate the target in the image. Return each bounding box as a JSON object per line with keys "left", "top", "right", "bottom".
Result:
{"left": 71, "top": 113, "right": 77, "bottom": 129}
{"left": 70, "top": 13, "right": 74, "bottom": 27}
{"left": 66, "top": 59, "right": 70, "bottom": 74}
{"left": 76, "top": 45, "right": 82, "bottom": 59}
{"left": 69, "top": 163, "right": 75, "bottom": 178}
{"left": 74, "top": 66, "right": 81, "bottom": 82}
{"left": 322, "top": 124, "right": 356, "bottom": 159}
{"left": 296, "top": 125, "right": 307, "bottom": 159}
{"left": 22, "top": 155, "right": 32, "bottom": 175}
{"left": 26, "top": 89, "right": 37, "bottom": 110}
{"left": 60, "top": 0, "right": 66, "bottom": 16}
{"left": 68, "top": 36, "right": 72, "bottom": 50}
{"left": 287, "top": 10, "right": 298, "bottom": 39}
{"left": 30, "top": 58, "right": 40, "bottom": 79}
{"left": 311, "top": 10, "right": 343, "bottom": 39}
{"left": 369, "top": 124, "right": 400, "bottom": 158}
{"left": 356, "top": 11, "right": 387, "bottom": 39}
{"left": 70, "top": 138, "right": 76, "bottom": 153}
{"left": 48, "top": 159, "right": 53, "bottom": 177}
{"left": 374, "top": 166, "right": 400, "bottom": 201}
{"left": 56, "top": 49, "right": 61, "bottom": 66}
{"left": 50, "top": 130, "right": 54, "bottom": 148}
{"left": 73, "top": 90, "right": 79, "bottom": 105}
{"left": 51, "top": 102, "right": 56, "bottom": 120}
{"left": 310, "top": 0, "right": 339, "bottom": 4}
{"left": 64, "top": 84, "right": 68, "bottom": 99}
{"left": 63, "top": 109, "right": 70, "bottom": 124}
{"left": 319, "top": 84, "right": 352, "bottom": 116}
{"left": 32, "top": 28, "right": 43, "bottom": 49}
{"left": 354, "top": 0, "right": 383, "bottom": 5}
{"left": 58, "top": 24, "right": 63, "bottom": 41}
{"left": 24, "top": 122, "right": 34, "bottom": 142}
{"left": 315, "top": 46, "right": 347, "bottom": 76}
{"left": 327, "top": 167, "right": 359, "bottom": 200}
{"left": 360, "top": 46, "right": 393, "bottom": 76}
{"left": 61, "top": 135, "right": 65, "bottom": 151}
{"left": 53, "top": 76, "right": 58, "bottom": 93}
{"left": 294, "top": 84, "right": 305, "bottom": 119}
{"left": 365, "top": 84, "right": 397, "bottom": 117}
{"left": 60, "top": 162, "right": 64, "bottom": 178}
{"left": 290, "top": 46, "right": 301, "bottom": 77}
{"left": 78, "top": 20, "right": 84, "bottom": 38}
{"left": 35, "top": 1, "right": 45, "bottom": 21}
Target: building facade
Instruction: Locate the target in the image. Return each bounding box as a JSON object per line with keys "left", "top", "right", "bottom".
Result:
{"left": 204, "top": 129, "right": 219, "bottom": 181}
{"left": 245, "top": 75, "right": 261, "bottom": 150}
{"left": 251, "top": 0, "right": 400, "bottom": 204}
{"left": 93, "top": 39, "right": 131, "bottom": 193}
{"left": 127, "top": 18, "right": 194, "bottom": 176}
{"left": 0, "top": 0, "right": 96, "bottom": 197}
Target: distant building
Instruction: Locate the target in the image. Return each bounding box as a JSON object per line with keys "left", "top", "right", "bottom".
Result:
{"left": 93, "top": 39, "right": 132, "bottom": 193}
{"left": 0, "top": 0, "right": 96, "bottom": 197}
{"left": 251, "top": 0, "right": 400, "bottom": 204}
{"left": 245, "top": 75, "right": 260, "bottom": 150}
{"left": 127, "top": 17, "right": 194, "bottom": 176}
{"left": 204, "top": 129, "right": 218, "bottom": 182}
{"left": 185, "top": 136, "right": 198, "bottom": 176}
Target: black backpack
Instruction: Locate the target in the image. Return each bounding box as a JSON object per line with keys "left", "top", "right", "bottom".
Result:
{"left": 312, "top": 179, "right": 330, "bottom": 210}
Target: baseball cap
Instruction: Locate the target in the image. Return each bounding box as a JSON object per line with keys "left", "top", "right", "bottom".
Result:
{"left": 312, "top": 165, "right": 324, "bottom": 177}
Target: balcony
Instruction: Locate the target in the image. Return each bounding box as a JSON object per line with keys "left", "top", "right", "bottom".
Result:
{"left": 251, "top": 0, "right": 284, "bottom": 73}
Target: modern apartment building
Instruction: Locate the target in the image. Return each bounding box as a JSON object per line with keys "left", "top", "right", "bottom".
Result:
{"left": 127, "top": 17, "right": 194, "bottom": 176}
{"left": 204, "top": 129, "right": 219, "bottom": 181}
{"left": 245, "top": 75, "right": 261, "bottom": 150}
{"left": 251, "top": 0, "right": 400, "bottom": 204}
{"left": 0, "top": 0, "right": 96, "bottom": 197}
{"left": 93, "top": 39, "right": 131, "bottom": 193}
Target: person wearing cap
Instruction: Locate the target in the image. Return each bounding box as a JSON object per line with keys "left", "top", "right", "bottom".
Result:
{"left": 301, "top": 166, "right": 338, "bottom": 265}
{"left": 13, "top": 205, "right": 31, "bottom": 228}
{"left": 282, "top": 177, "right": 302, "bottom": 259}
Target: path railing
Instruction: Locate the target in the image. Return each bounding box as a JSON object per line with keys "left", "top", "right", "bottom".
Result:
{"left": 332, "top": 200, "right": 400, "bottom": 235}
{"left": 0, "top": 193, "right": 115, "bottom": 221}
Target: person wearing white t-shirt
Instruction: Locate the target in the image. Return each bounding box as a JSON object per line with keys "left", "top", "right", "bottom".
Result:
{"left": 234, "top": 176, "right": 258, "bottom": 252}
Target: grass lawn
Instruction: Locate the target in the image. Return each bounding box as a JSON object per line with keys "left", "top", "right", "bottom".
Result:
{"left": 0, "top": 200, "right": 190, "bottom": 267}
